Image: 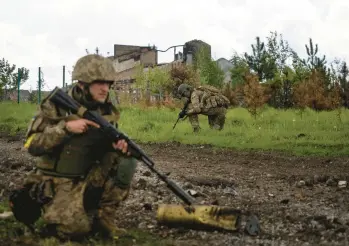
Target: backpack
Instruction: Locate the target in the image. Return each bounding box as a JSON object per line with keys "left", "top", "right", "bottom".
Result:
{"left": 196, "top": 85, "right": 230, "bottom": 108}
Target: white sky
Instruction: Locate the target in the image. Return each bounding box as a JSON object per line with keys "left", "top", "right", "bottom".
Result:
{"left": 1, "top": 0, "right": 348, "bottom": 90}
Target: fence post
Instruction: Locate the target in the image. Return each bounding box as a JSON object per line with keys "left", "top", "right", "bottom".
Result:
{"left": 63, "top": 65, "right": 65, "bottom": 88}
{"left": 38, "top": 67, "right": 41, "bottom": 104}
{"left": 17, "top": 68, "right": 21, "bottom": 104}
{"left": 146, "top": 80, "right": 150, "bottom": 105}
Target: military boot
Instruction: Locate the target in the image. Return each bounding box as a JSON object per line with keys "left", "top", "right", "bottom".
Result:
{"left": 212, "top": 124, "right": 223, "bottom": 131}
{"left": 193, "top": 126, "right": 201, "bottom": 133}
{"left": 97, "top": 185, "right": 130, "bottom": 238}
{"left": 97, "top": 215, "right": 127, "bottom": 239}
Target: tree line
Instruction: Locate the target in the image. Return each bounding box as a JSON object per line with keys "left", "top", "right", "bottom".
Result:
{"left": 0, "top": 58, "right": 29, "bottom": 96}
{"left": 224, "top": 31, "right": 348, "bottom": 111}
{"left": 134, "top": 31, "right": 348, "bottom": 112}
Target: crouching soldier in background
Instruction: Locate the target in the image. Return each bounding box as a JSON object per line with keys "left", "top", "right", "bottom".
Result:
{"left": 10, "top": 54, "right": 138, "bottom": 240}
{"left": 177, "top": 83, "right": 230, "bottom": 132}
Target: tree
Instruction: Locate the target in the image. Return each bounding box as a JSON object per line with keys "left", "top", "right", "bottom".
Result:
{"left": 327, "top": 82, "right": 342, "bottom": 109}
{"left": 244, "top": 36, "right": 277, "bottom": 81}
{"left": 292, "top": 70, "right": 328, "bottom": 111}
{"left": 243, "top": 73, "right": 270, "bottom": 119}
{"left": 222, "top": 82, "right": 242, "bottom": 106}
{"left": 265, "top": 31, "right": 295, "bottom": 108}
{"left": 338, "top": 61, "right": 349, "bottom": 86}
{"left": 134, "top": 64, "right": 172, "bottom": 105}
{"left": 134, "top": 65, "right": 171, "bottom": 94}
{"left": 292, "top": 51, "right": 311, "bottom": 82}
{"left": 327, "top": 59, "right": 348, "bottom": 108}
{"left": 266, "top": 31, "right": 293, "bottom": 72}
{"left": 0, "top": 58, "right": 29, "bottom": 95}
{"left": 168, "top": 64, "right": 200, "bottom": 97}
{"left": 327, "top": 82, "right": 343, "bottom": 121}
{"left": 265, "top": 66, "right": 295, "bottom": 108}
{"left": 292, "top": 80, "right": 310, "bottom": 118}
{"left": 302, "top": 38, "right": 331, "bottom": 86}
{"left": 338, "top": 61, "right": 349, "bottom": 107}
{"left": 229, "top": 52, "right": 250, "bottom": 88}
{"left": 303, "top": 38, "right": 327, "bottom": 70}
{"left": 194, "top": 46, "right": 225, "bottom": 88}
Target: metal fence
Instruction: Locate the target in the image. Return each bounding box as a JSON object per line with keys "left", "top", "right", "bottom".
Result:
{"left": 0, "top": 65, "right": 73, "bottom": 104}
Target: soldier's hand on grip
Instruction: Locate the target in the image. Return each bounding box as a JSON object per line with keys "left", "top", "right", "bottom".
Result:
{"left": 112, "top": 139, "right": 131, "bottom": 156}
{"left": 65, "top": 119, "right": 100, "bottom": 133}
{"left": 179, "top": 111, "right": 186, "bottom": 118}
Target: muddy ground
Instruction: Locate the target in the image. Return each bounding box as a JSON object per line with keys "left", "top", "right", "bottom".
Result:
{"left": 0, "top": 134, "right": 349, "bottom": 245}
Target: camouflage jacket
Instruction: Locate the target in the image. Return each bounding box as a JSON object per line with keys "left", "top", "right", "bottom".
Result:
{"left": 186, "top": 86, "right": 230, "bottom": 115}
{"left": 24, "top": 85, "right": 120, "bottom": 157}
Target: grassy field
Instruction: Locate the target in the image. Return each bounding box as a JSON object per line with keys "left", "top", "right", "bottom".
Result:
{"left": 0, "top": 101, "right": 348, "bottom": 156}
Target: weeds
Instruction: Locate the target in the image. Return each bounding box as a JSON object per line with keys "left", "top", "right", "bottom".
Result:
{"left": 0, "top": 102, "right": 348, "bottom": 156}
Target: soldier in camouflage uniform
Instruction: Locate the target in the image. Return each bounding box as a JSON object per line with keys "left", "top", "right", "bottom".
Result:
{"left": 177, "top": 83, "right": 230, "bottom": 132}
{"left": 19, "top": 54, "right": 137, "bottom": 240}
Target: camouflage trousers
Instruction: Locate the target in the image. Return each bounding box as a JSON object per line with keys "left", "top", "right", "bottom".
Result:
{"left": 188, "top": 107, "right": 227, "bottom": 132}
{"left": 23, "top": 155, "right": 137, "bottom": 240}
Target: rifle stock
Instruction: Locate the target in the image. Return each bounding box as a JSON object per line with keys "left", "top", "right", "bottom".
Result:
{"left": 46, "top": 87, "right": 196, "bottom": 206}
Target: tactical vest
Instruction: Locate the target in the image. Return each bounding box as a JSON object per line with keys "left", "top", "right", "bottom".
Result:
{"left": 35, "top": 93, "right": 119, "bottom": 178}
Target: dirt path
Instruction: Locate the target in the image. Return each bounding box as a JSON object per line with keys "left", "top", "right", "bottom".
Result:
{"left": 0, "top": 135, "right": 349, "bottom": 245}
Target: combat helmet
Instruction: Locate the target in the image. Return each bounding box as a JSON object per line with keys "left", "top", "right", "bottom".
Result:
{"left": 72, "top": 54, "right": 116, "bottom": 84}
{"left": 177, "top": 83, "right": 193, "bottom": 98}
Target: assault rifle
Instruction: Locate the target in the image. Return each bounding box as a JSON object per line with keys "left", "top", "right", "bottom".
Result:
{"left": 46, "top": 87, "right": 196, "bottom": 206}
{"left": 172, "top": 98, "right": 190, "bottom": 129}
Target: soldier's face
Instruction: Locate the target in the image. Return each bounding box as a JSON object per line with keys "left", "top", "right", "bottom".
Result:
{"left": 89, "top": 82, "right": 110, "bottom": 103}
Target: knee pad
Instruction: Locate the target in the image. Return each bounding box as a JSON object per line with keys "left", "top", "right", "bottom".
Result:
{"left": 9, "top": 185, "right": 42, "bottom": 226}
{"left": 113, "top": 157, "right": 137, "bottom": 189}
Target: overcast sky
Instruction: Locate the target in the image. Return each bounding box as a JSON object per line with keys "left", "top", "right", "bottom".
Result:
{"left": 1, "top": 0, "right": 348, "bottom": 90}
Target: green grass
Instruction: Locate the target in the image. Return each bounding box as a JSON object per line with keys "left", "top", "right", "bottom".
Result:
{"left": 0, "top": 101, "right": 348, "bottom": 156}
{"left": 0, "top": 201, "right": 26, "bottom": 242}
{"left": 0, "top": 102, "right": 40, "bottom": 134}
